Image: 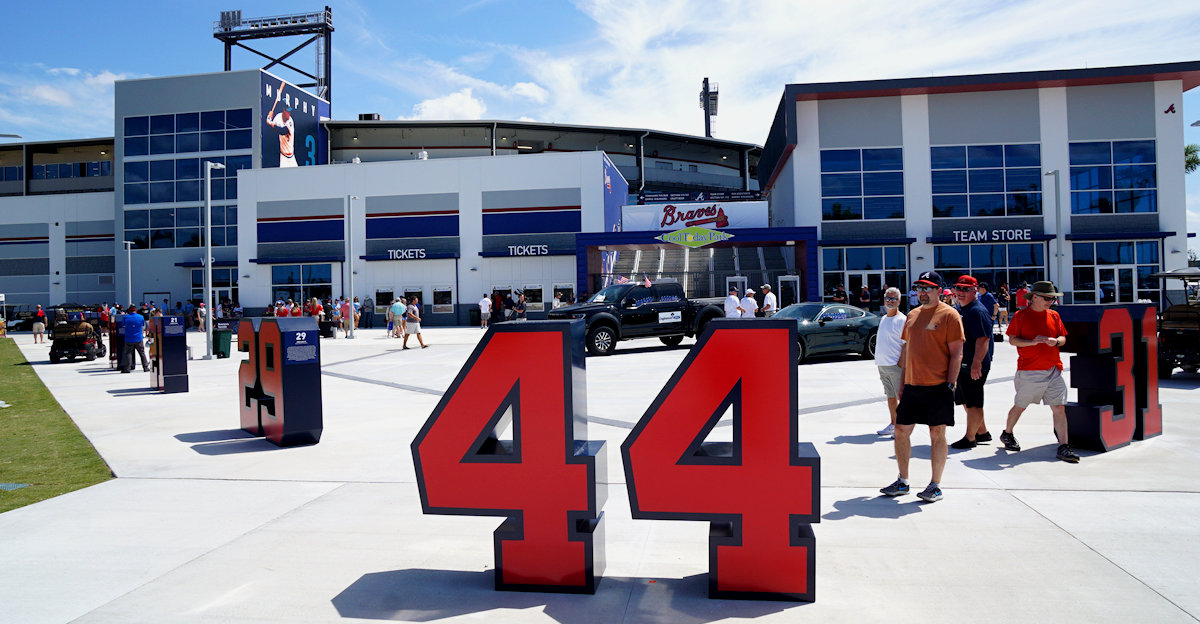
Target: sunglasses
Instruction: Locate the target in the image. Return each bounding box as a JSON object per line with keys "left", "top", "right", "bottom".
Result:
{"left": 884, "top": 297, "right": 900, "bottom": 301}
{"left": 1035, "top": 294, "right": 1058, "bottom": 302}
{"left": 953, "top": 286, "right": 975, "bottom": 292}
{"left": 914, "top": 286, "right": 938, "bottom": 293}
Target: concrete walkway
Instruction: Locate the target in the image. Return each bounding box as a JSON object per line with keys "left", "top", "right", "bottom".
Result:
{"left": 2, "top": 325, "right": 1198, "bottom": 623}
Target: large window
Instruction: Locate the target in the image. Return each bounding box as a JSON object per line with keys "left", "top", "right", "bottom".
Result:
{"left": 123, "top": 154, "right": 250, "bottom": 205}
{"left": 124, "top": 109, "right": 253, "bottom": 158}
{"left": 934, "top": 243, "right": 1045, "bottom": 291}
{"left": 930, "top": 143, "right": 1041, "bottom": 218}
{"left": 31, "top": 161, "right": 111, "bottom": 179}
{"left": 123, "top": 205, "right": 237, "bottom": 250}
{"left": 1071, "top": 241, "right": 1160, "bottom": 304}
{"left": 271, "top": 263, "right": 333, "bottom": 305}
{"left": 821, "top": 246, "right": 907, "bottom": 304}
{"left": 190, "top": 268, "right": 239, "bottom": 305}
{"left": 820, "top": 148, "right": 904, "bottom": 221}
{"left": 1069, "top": 140, "right": 1156, "bottom": 214}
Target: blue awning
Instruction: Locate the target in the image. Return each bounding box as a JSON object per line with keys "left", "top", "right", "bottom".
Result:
{"left": 173, "top": 260, "right": 239, "bottom": 268}
{"left": 250, "top": 255, "right": 345, "bottom": 264}
{"left": 1064, "top": 231, "right": 1175, "bottom": 241}
{"left": 818, "top": 238, "right": 916, "bottom": 247}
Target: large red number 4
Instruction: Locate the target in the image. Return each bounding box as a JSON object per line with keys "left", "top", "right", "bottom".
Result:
{"left": 412, "top": 321, "right": 605, "bottom": 593}
{"left": 622, "top": 319, "right": 820, "bottom": 601}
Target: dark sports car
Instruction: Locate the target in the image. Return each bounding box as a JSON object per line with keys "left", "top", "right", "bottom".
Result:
{"left": 774, "top": 302, "right": 881, "bottom": 363}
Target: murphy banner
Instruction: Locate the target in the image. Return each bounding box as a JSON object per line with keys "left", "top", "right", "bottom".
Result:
{"left": 622, "top": 201, "right": 768, "bottom": 232}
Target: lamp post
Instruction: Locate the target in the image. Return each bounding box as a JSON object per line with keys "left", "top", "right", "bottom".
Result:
{"left": 202, "top": 160, "right": 226, "bottom": 360}
{"left": 123, "top": 241, "right": 134, "bottom": 306}
{"left": 345, "top": 194, "right": 360, "bottom": 339}
{"left": 1045, "top": 169, "right": 1064, "bottom": 289}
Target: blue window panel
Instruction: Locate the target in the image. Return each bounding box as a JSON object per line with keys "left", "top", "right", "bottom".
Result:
{"left": 175, "top": 180, "right": 200, "bottom": 202}
{"left": 969, "top": 193, "right": 1005, "bottom": 217}
{"left": 149, "top": 134, "right": 174, "bottom": 155}
{"left": 862, "top": 148, "right": 902, "bottom": 171}
{"left": 60, "top": 163, "right": 77, "bottom": 178}
{"left": 303, "top": 264, "right": 331, "bottom": 283}
{"left": 201, "top": 110, "right": 225, "bottom": 131}
{"left": 822, "top": 248, "right": 843, "bottom": 271}
{"left": 201, "top": 131, "right": 225, "bottom": 152}
{"left": 257, "top": 220, "right": 344, "bottom": 243}
{"left": 208, "top": 178, "right": 225, "bottom": 201}
{"left": 2, "top": 166, "right": 15, "bottom": 181}
{"left": 1070, "top": 142, "right": 1111, "bottom": 165}
{"left": 124, "top": 161, "right": 149, "bottom": 183}
{"left": 124, "top": 183, "right": 149, "bottom": 204}
{"left": 176, "top": 206, "right": 200, "bottom": 227}
{"left": 226, "top": 205, "right": 237, "bottom": 224}
{"left": 176, "top": 158, "right": 199, "bottom": 180}
{"left": 1113, "top": 164, "right": 1156, "bottom": 189}
{"left": 1005, "top": 167, "right": 1041, "bottom": 192}
{"left": 43, "top": 164, "right": 59, "bottom": 179}
{"left": 124, "top": 116, "right": 149, "bottom": 136}
{"left": 31, "top": 164, "right": 46, "bottom": 180}
{"left": 931, "top": 170, "right": 967, "bottom": 194}
{"left": 208, "top": 206, "right": 226, "bottom": 226}
{"left": 932, "top": 194, "right": 967, "bottom": 218}
{"left": 821, "top": 173, "right": 861, "bottom": 197}
{"left": 149, "top": 159, "right": 174, "bottom": 182}
{"left": 1074, "top": 291, "right": 1096, "bottom": 303}
{"left": 846, "top": 247, "right": 883, "bottom": 270}
{"left": 885, "top": 246, "right": 906, "bottom": 269}
{"left": 176, "top": 133, "right": 199, "bottom": 153}
{"left": 226, "top": 155, "right": 252, "bottom": 172}
{"left": 863, "top": 196, "right": 904, "bottom": 220}
{"left": 176, "top": 112, "right": 199, "bottom": 133}
{"left": 822, "top": 197, "right": 862, "bottom": 220}
{"left": 1004, "top": 144, "right": 1041, "bottom": 167}
{"left": 124, "top": 136, "right": 149, "bottom": 157}
{"left": 1113, "top": 140, "right": 1155, "bottom": 164}
{"left": 971, "top": 244, "right": 1006, "bottom": 268}
{"left": 1006, "top": 193, "right": 1042, "bottom": 216}
{"left": 150, "top": 229, "right": 174, "bottom": 249}
{"left": 1071, "top": 191, "right": 1113, "bottom": 214}
{"left": 178, "top": 228, "right": 201, "bottom": 248}
{"left": 1073, "top": 242, "right": 1094, "bottom": 265}
{"left": 225, "top": 225, "right": 238, "bottom": 247}
{"left": 1115, "top": 190, "right": 1157, "bottom": 213}
{"left": 483, "top": 210, "right": 581, "bottom": 235}
{"left": 366, "top": 214, "right": 460, "bottom": 238}
{"left": 272, "top": 265, "right": 300, "bottom": 285}
{"left": 125, "top": 229, "right": 149, "bottom": 249}
{"left": 1136, "top": 241, "right": 1159, "bottom": 264}
{"left": 149, "top": 208, "right": 174, "bottom": 228}
{"left": 1096, "top": 242, "right": 1134, "bottom": 264}
{"left": 226, "top": 129, "right": 252, "bottom": 150}
{"left": 863, "top": 171, "right": 903, "bottom": 196}
{"left": 100, "top": 161, "right": 111, "bottom": 176}
{"left": 935, "top": 245, "right": 969, "bottom": 269}
{"left": 1007, "top": 243, "right": 1043, "bottom": 267}
{"left": 149, "top": 182, "right": 174, "bottom": 203}
{"left": 820, "top": 149, "right": 860, "bottom": 173}
{"left": 967, "top": 145, "right": 1003, "bottom": 168}
{"left": 968, "top": 169, "right": 1004, "bottom": 193}
{"left": 124, "top": 209, "right": 149, "bottom": 229}
{"left": 226, "top": 178, "right": 237, "bottom": 200}
{"left": 149, "top": 114, "right": 174, "bottom": 135}
{"left": 85, "top": 161, "right": 100, "bottom": 176}
{"left": 930, "top": 146, "right": 966, "bottom": 169}
{"left": 1070, "top": 165, "right": 1111, "bottom": 191}
{"left": 207, "top": 226, "right": 226, "bottom": 248}
{"left": 226, "top": 108, "right": 253, "bottom": 129}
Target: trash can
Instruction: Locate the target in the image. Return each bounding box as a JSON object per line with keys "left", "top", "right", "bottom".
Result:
{"left": 469, "top": 307, "right": 480, "bottom": 327}
{"left": 214, "top": 328, "right": 233, "bottom": 358}
{"left": 319, "top": 320, "right": 338, "bottom": 338}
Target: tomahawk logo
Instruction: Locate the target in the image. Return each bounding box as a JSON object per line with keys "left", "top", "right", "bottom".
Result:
{"left": 1164, "top": 104, "right": 1177, "bottom": 114}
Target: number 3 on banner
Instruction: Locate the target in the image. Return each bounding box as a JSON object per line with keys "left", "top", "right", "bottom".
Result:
{"left": 622, "top": 319, "right": 820, "bottom": 601}
{"left": 411, "top": 321, "right": 605, "bottom": 593}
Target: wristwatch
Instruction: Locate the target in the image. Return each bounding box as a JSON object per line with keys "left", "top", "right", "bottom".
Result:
{"left": 946, "top": 382, "right": 956, "bottom": 392}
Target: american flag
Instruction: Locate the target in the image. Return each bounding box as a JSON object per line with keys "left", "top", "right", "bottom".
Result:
{"left": 613, "top": 275, "right": 629, "bottom": 284}
{"left": 643, "top": 273, "right": 652, "bottom": 288}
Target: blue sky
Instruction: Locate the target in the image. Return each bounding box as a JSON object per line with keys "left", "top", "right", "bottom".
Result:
{"left": 3, "top": 0, "right": 1200, "bottom": 241}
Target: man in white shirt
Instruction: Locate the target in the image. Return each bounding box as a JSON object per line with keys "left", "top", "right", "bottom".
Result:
{"left": 478, "top": 293, "right": 492, "bottom": 329}
{"left": 723, "top": 286, "right": 744, "bottom": 318}
{"left": 760, "top": 284, "right": 777, "bottom": 317}
{"left": 874, "top": 286, "right": 907, "bottom": 438}
{"left": 739, "top": 290, "right": 758, "bottom": 318}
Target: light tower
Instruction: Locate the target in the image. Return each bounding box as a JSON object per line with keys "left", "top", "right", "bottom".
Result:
{"left": 214, "top": 7, "right": 334, "bottom": 102}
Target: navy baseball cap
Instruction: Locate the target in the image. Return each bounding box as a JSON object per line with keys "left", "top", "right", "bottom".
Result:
{"left": 913, "top": 271, "right": 943, "bottom": 288}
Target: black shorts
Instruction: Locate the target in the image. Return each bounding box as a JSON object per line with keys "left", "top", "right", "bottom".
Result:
{"left": 897, "top": 383, "right": 955, "bottom": 427}
{"left": 954, "top": 366, "right": 990, "bottom": 408}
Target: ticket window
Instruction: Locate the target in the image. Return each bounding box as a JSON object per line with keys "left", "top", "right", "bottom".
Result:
{"left": 552, "top": 283, "right": 575, "bottom": 307}
{"left": 523, "top": 285, "right": 544, "bottom": 312}
{"left": 432, "top": 286, "right": 453, "bottom": 314}
{"left": 375, "top": 289, "right": 393, "bottom": 314}
{"left": 404, "top": 288, "right": 424, "bottom": 315}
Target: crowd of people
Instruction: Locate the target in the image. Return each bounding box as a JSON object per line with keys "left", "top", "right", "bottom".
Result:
{"left": 873, "top": 271, "right": 1075, "bottom": 504}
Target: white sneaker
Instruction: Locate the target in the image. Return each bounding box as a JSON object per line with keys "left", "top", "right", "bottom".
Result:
{"left": 877, "top": 423, "right": 895, "bottom": 436}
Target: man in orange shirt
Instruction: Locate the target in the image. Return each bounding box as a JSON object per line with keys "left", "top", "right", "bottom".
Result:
{"left": 1001, "top": 281, "right": 1078, "bottom": 463}
{"left": 880, "top": 271, "right": 964, "bottom": 503}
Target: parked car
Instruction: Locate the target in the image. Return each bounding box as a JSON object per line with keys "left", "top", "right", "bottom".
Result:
{"left": 774, "top": 302, "right": 880, "bottom": 363}
{"left": 1152, "top": 267, "right": 1200, "bottom": 378}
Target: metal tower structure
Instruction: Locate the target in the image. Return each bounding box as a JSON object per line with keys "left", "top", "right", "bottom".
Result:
{"left": 213, "top": 7, "right": 334, "bottom": 103}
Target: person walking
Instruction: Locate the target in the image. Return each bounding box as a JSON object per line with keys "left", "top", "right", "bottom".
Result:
{"left": 907, "top": 285, "right": 919, "bottom": 312}
{"left": 389, "top": 298, "right": 406, "bottom": 338}
{"left": 478, "top": 293, "right": 492, "bottom": 329}
{"left": 760, "top": 284, "right": 777, "bottom": 317}
{"left": 739, "top": 289, "right": 758, "bottom": 318}
{"left": 996, "top": 283, "right": 1011, "bottom": 327}
{"left": 121, "top": 305, "right": 150, "bottom": 373}
{"left": 1000, "top": 281, "right": 1079, "bottom": 463}
{"left": 32, "top": 304, "right": 47, "bottom": 343}
{"left": 514, "top": 292, "right": 528, "bottom": 321}
{"left": 724, "top": 286, "right": 744, "bottom": 318}
{"left": 403, "top": 296, "right": 427, "bottom": 349}
{"left": 362, "top": 296, "right": 374, "bottom": 329}
{"left": 880, "top": 271, "right": 964, "bottom": 503}
{"left": 874, "top": 287, "right": 906, "bottom": 438}
{"left": 948, "top": 275, "right": 995, "bottom": 450}
{"left": 1014, "top": 282, "right": 1030, "bottom": 312}
{"left": 857, "top": 285, "right": 872, "bottom": 309}
{"left": 195, "top": 302, "right": 208, "bottom": 333}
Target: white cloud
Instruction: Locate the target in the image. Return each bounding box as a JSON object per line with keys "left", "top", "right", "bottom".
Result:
{"left": 20, "top": 85, "right": 73, "bottom": 107}
{"left": 47, "top": 67, "right": 80, "bottom": 76}
{"left": 511, "top": 81, "right": 548, "bottom": 103}
{"left": 404, "top": 88, "right": 487, "bottom": 120}
{"left": 0, "top": 64, "right": 138, "bottom": 139}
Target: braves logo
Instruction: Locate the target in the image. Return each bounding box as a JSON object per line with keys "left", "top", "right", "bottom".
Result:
{"left": 1164, "top": 104, "right": 1176, "bottom": 114}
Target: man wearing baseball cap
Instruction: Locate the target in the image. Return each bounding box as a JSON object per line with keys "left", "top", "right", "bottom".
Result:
{"left": 724, "top": 286, "right": 744, "bottom": 318}
{"left": 1001, "top": 280, "right": 1079, "bottom": 462}
{"left": 880, "top": 271, "right": 964, "bottom": 502}
{"left": 949, "top": 275, "right": 994, "bottom": 450}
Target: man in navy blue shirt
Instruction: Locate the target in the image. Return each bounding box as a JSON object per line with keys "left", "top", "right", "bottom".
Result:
{"left": 121, "top": 306, "right": 149, "bottom": 373}
{"left": 950, "top": 276, "right": 994, "bottom": 449}
{"left": 978, "top": 281, "right": 998, "bottom": 333}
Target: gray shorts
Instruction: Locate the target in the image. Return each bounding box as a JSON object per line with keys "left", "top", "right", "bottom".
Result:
{"left": 405, "top": 322, "right": 421, "bottom": 335}
{"left": 480, "top": 312, "right": 490, "bottom": 320}
{"left": 1014, "top": 368, "right": 1068, "bottom": 408}
{"left": 877, "top": 365, "right": 903, "bottom": 399}
{"left": 32, "top": 322, "right": 45, "bottom": 333}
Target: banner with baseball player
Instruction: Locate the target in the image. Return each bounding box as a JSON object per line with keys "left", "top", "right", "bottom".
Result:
{"left": 620, "top": 201, "right": 768, "bottom": 232}
{"left": 260, "top": 72, "right": 330, "bottom": 168}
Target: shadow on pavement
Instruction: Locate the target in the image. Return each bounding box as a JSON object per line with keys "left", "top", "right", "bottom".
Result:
{"left": 1159, "top": 372, "right": 1200, "bottom": 389}
{"left": 822, "top": 495, "right": 925, "bottom": 521}
{"left": 333, "top": 569, "right": 801, "bottom": 623}
{"left": 175, "top": 429, "right": 255, "bottom": 443}
{"left": 961, "top": 444, "right": 1081, "bottom": 470}
{"left": 826, "top": 433, "right": 885, "bottom": 445}
{"left": 186, "top": 437, "right": 280, "bottom": 455}
{"left": 106, "top": 388, "right": 161, "bottom": 396}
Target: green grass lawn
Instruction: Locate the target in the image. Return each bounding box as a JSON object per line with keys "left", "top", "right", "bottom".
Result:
{"left": 0, "top": 337, "right": 113, "bottom": 513}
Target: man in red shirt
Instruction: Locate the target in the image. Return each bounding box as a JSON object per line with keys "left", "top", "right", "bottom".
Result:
{"left": 1002, "top": 281, "right": 1079, "bottom": 462}
{"left": 1014, "top": 282, "right": 1030, "bottom": 310}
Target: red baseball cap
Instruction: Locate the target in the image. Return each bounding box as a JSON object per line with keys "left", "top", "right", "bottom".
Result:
{"left": 954, "top": 275, "right": 978, "bottom": 288}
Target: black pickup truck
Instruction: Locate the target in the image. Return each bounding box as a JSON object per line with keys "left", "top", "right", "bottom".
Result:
{"left": 546, "top": 281, "right": 725, "bottom": 355}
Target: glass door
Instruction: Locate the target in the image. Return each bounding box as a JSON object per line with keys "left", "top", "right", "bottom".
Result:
{"left": 1097, "top": 265, "right": 1137, "bottom": 303}
{"left": 846, "top": 271, "right": 884, "bottom": 310}
{"left": 726, "top": 276, "right": 748, "bottom": 298}
{"left": 778, "top": 275, "right": 800, "bottom": 307}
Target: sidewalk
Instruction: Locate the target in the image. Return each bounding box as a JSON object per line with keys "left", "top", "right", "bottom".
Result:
{"left": 2, "top": 326, "right": 1198, "bottom": 623}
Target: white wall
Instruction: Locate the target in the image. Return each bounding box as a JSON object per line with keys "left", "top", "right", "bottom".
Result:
{"left": 1156, "top": 80, "right": 1188, "bottom": 272}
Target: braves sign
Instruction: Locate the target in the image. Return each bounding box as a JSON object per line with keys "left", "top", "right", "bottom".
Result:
{"left": 622, "top": 201, "right": 768, "bottom": 232}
